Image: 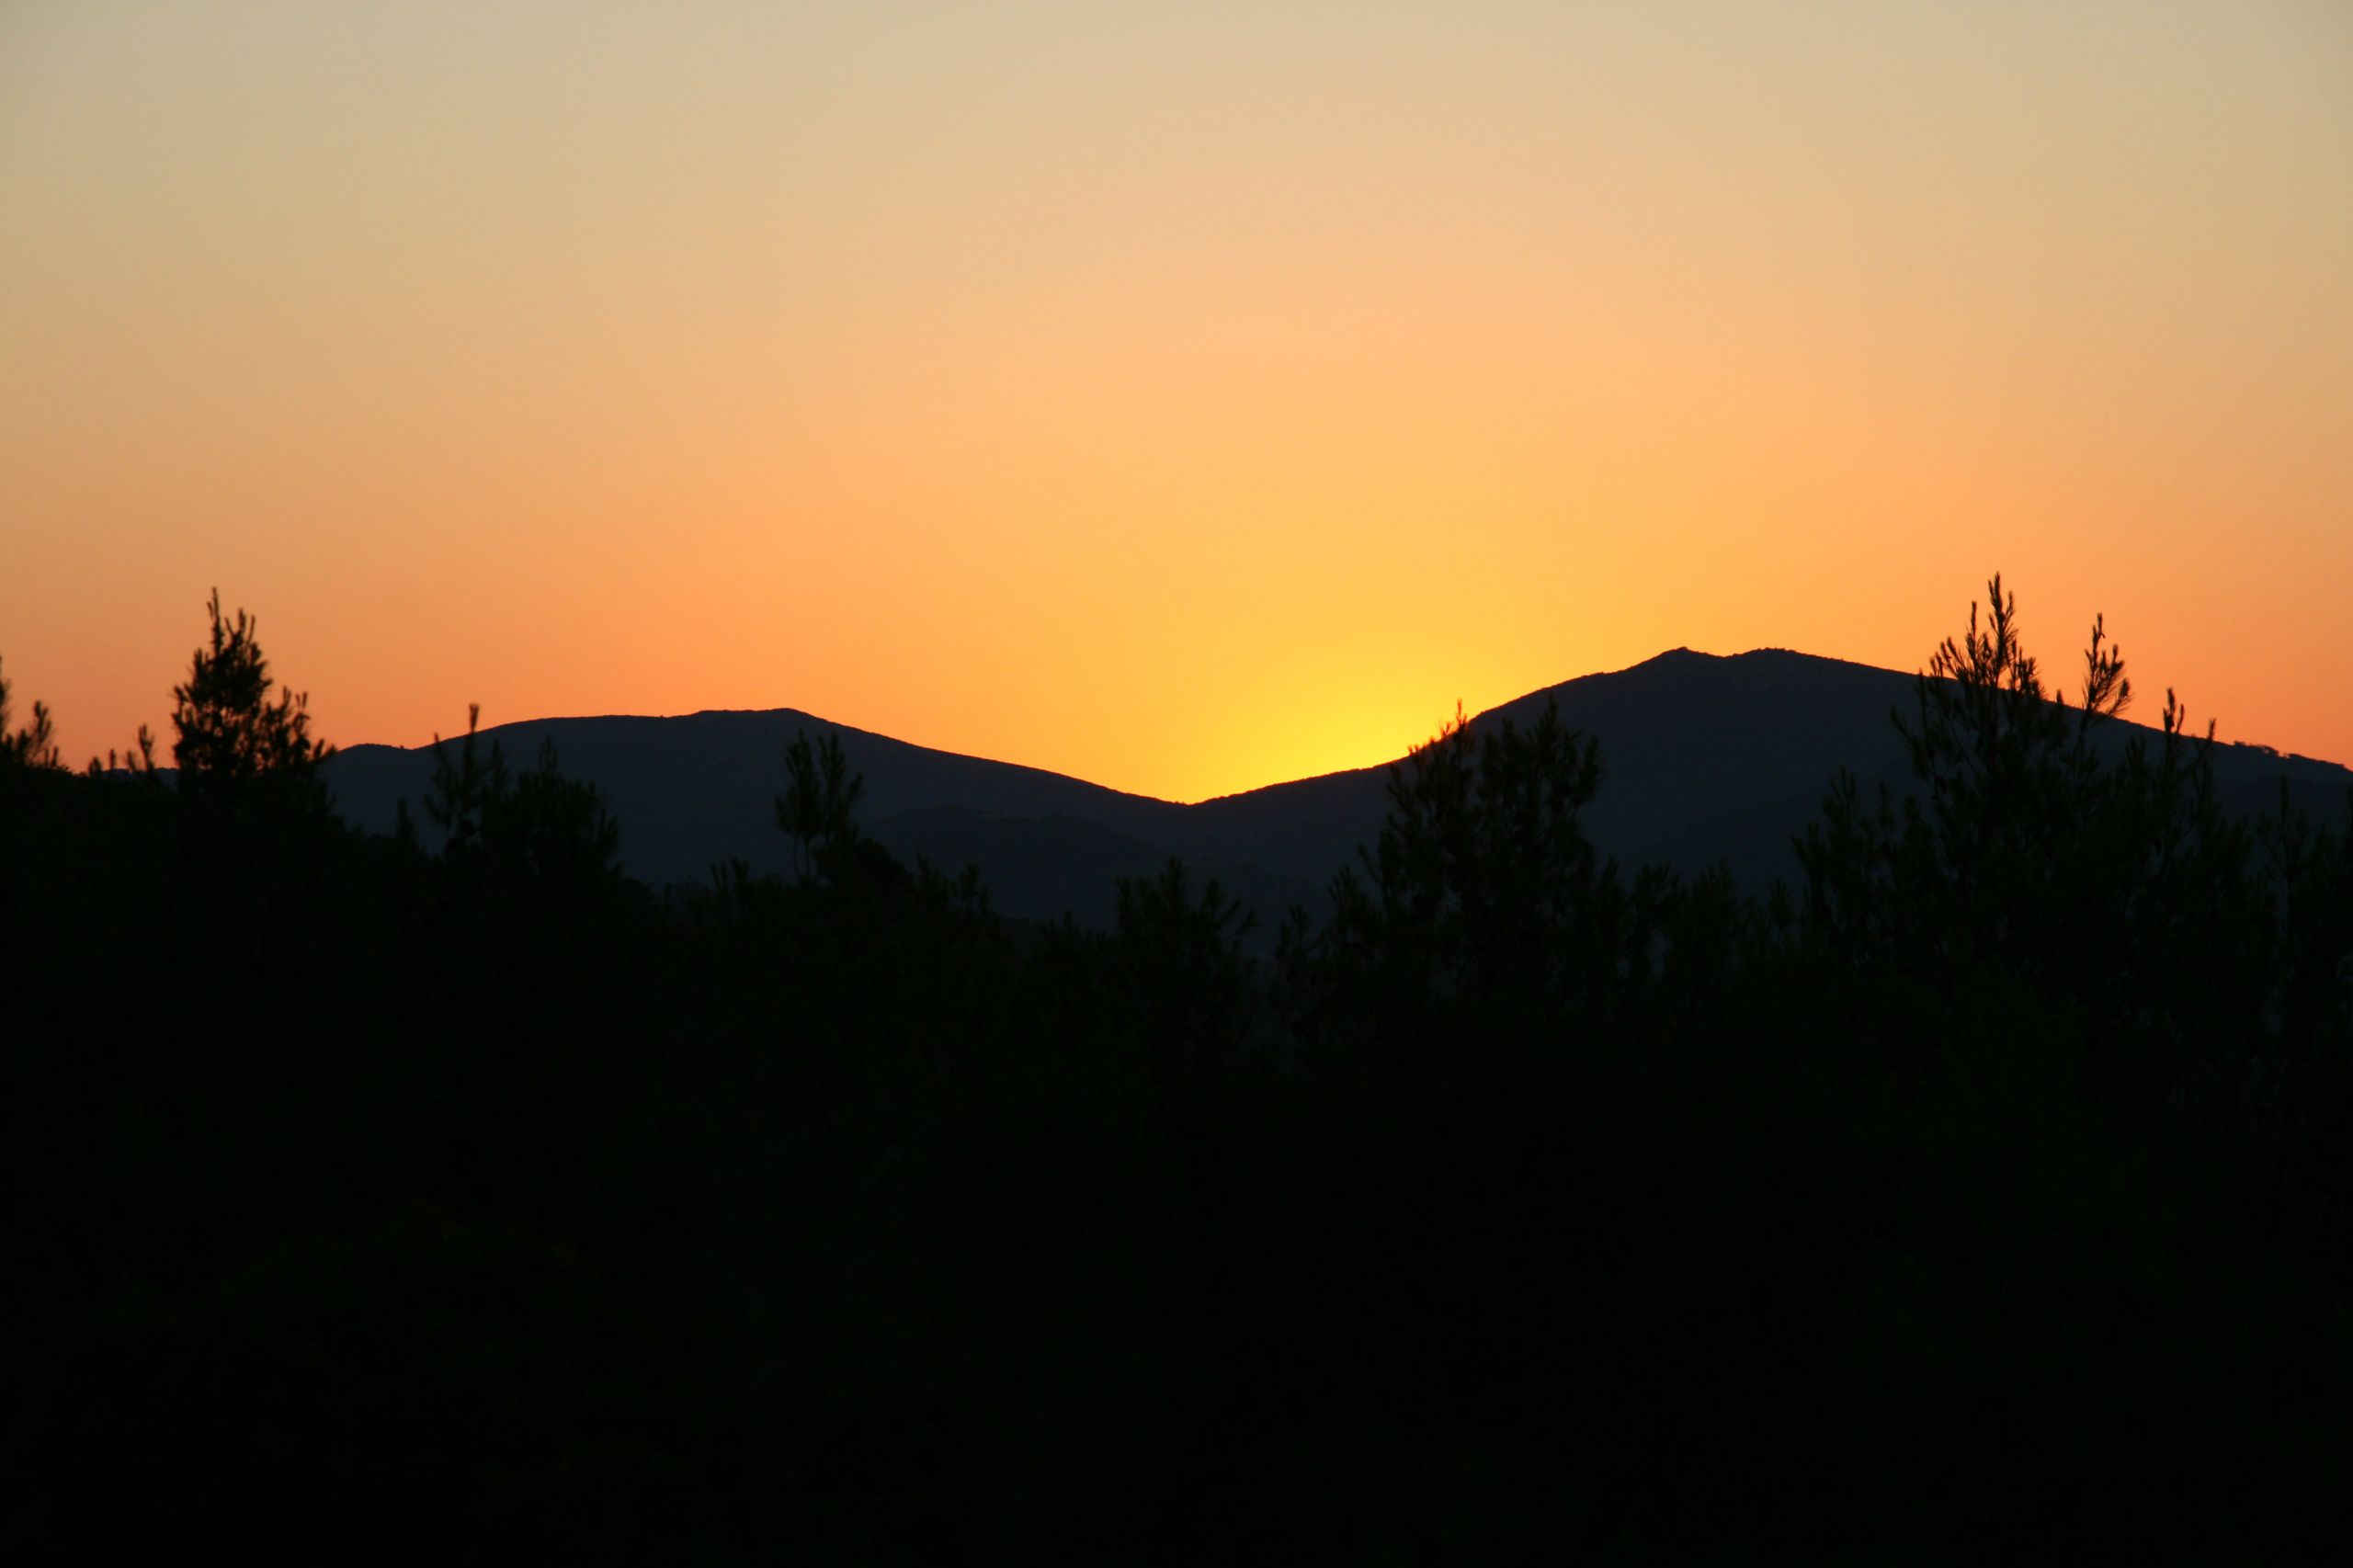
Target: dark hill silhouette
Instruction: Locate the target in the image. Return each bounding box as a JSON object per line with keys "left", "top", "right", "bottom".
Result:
{"left": 324, "top": 650, "right": 2353, "bottom": 925}
{"left": 1175, "top": 645, "right": 1897, "bottom": 889}
{"left": 1173, "top": 646, "right": 2353, "bottom": 892}
{"left": 327, "top": 708, "right": 1215, "bottom": 915}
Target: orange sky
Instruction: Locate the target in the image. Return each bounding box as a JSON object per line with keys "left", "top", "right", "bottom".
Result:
{"left": 4, "top": 1, "right": 2348, "bottom": 801}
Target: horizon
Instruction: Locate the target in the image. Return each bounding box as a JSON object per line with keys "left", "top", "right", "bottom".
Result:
{"left": 339, "top": 638, "right": 1768, "bottom": 805}
{"left": 6, "top": 2, "right": 2348, "bottom": 801}
{"left": 315, "top": 633, "right": 2353, "bottom": 810}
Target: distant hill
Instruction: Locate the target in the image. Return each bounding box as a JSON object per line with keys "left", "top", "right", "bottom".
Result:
{"left": 1177, "top": 648, "right": 2352, "bottom": 895}
{"left": 324, "top": 649, "right": 2353, "bottom": 928}
{"left": 327, "top": 708, "right": 1217, "bottom": 925}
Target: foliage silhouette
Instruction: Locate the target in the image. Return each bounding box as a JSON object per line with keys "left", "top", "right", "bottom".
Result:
{"left": 424, "top": 700, "right": 512, "bottom": 851}
{"left": 0, "top": 657, "right": 61, "bottom": 769}
{"left": 1797, "top": 575, "right": 2275, "bottom": 1113}
{"left": 1282, "top": 699, "right": 1721, "bottom": 1062}
{"left": 3, "top": 576, "right": 2350, "bottom": 1560}
{"left": 169, "top": 588, "right": 334, "bottom": 801}
{"left": 424, "top": 703, "right": 621, "bottom": 891}
{"left": 778, "top": 727, "right": 864, "bottom": 881}
{"left": 1111, "top": 859, "right": 1257, "bottom": 1070}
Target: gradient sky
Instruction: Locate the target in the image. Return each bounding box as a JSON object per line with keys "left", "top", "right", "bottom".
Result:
{"left": 4, "top": 1, "right": 2347, "bottom": 801}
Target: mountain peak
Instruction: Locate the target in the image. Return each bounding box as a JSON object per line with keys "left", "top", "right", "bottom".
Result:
{"left": 321, "top": 645, "right": 2353, "bottom": 928}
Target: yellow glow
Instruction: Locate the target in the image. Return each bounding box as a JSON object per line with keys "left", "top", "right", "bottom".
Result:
{"left": 4, "top": 2, "right": 2348, "bottom": 801}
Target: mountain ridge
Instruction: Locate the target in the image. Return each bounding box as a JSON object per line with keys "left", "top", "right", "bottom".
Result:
{"left": 323, "top": 646, "right": 2353, "bottom": 928}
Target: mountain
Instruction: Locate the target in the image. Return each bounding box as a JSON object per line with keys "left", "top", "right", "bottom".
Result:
{"left": 1177, "top": 647, "right": 2352, "bottom": 893}
{"left": 324, "top": 649, "right": 2353, "bottom": 927}
{"left": 330, "top": 709, "right": 1204, "bottom": 923}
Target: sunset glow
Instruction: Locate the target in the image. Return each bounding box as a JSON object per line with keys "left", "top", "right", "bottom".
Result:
{"left": 5, "top": 1, "right": 2348, "bottom": 801}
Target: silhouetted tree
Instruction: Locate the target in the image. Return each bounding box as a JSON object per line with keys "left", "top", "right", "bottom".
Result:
{"left": 0, "top": 658, "right": 62, "bottom": 770}
{"left": 425, "top": 702, "right": 511, "bottom": 856}
{"left": 169, "top": 589, "right": 333, "bottom": 804}
{"left": 1288, "top": 699, "right": 1665, "bottom": 1039}
{"left": 1112, "top": 859, "right": 1256, "bottom": 1067}
{"left": 422, "top": 704, "right": 620, "bottom": 897}
{"left": 82, "top": 724, "right": 160, "bottom": 778}
{"left": 1798, "top": 574, "right": 2269, "bottom": 1109}
{"left": 14, "top": 573, "right": 2353, "bottom": 1562}
{"left": 777, "top": 728, "right": 864, "bottom": 882}
{"left": 489, "top": 741, "right": 622, "bottom": 888}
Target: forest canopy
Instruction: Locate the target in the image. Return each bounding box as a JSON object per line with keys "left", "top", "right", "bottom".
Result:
{"left": 4, "top": 579, "right": 2350, "bottom": 1558}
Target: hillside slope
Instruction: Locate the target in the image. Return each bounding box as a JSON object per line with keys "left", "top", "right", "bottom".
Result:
{"left": 324, "top": 652, "right": 2353, "bottom": 925}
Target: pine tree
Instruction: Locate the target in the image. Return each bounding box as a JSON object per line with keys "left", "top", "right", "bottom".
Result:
{"left": 777, "top": 728, "right": 864, "bottom": 882}
{"left": 169, "top": 590, "right": 333, "bottom": 801}
{"left": 0, "top": 657, "right": 62, "bottom": 769}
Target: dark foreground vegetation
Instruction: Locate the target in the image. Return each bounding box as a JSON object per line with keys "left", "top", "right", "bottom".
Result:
{"left": 5, "top": 579, "right": 2351, "bottom": 1560}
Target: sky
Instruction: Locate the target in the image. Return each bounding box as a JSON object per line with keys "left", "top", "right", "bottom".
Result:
{"left": 3, "top": 1, "right": 2347, "bottom": 801}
